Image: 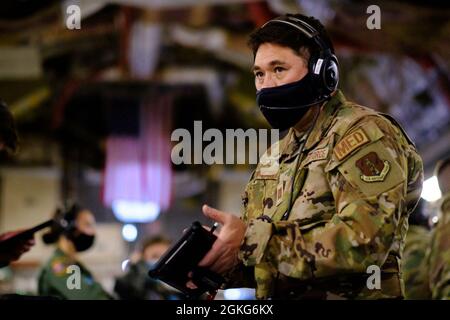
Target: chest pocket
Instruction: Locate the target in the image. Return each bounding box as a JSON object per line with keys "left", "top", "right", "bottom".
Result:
{"left": 243, "top": 173, "right": 279, "bottom": 221}
{"left": 288, "top": 141, "right": 336, "bottom": 229}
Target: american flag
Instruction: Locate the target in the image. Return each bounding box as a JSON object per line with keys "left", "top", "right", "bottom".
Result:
{"left": 103, "top": 94, "right": 173, "bottom": 221}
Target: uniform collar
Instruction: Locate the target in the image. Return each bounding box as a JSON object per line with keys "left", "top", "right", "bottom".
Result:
{"left": 303, "top": 90, "right": 345, "bottom": 151}
{"left": 55, "top": 248, "right": 67, "bottom": 257}
{"left": 279, "top": 90, "right": 345, "bottom": 159}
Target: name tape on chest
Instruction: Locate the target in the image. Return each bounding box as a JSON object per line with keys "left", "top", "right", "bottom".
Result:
{"left": 304, "top": 146, "right": 329, "bottom": 164}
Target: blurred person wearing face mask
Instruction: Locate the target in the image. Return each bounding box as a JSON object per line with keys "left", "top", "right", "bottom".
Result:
{"left": 38, "top": 204, "right": 112, "bottom": 300}
{"left": 114, "top": 236, "right": 182, "bottom": 300}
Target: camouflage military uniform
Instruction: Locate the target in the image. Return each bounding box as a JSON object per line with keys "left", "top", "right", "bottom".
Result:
{"left": 230, "top": 90, "right": 423, "bottom": 299}
{"left": 428, "top": 192, "right": 450, "bottom": 299}
{"left": 402, "top": 225, "right": 432, "bottom": 299}
{"left": 38, "top": 248, "right": 112, "bottom": 300}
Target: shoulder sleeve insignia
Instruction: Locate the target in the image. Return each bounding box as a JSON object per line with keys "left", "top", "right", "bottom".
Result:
{"left": 51, "top": 259, "right": 68, "bottom": 276}
{"left": 356, "top": 152, "right": 390, "bottom": 182}
{"left": 334, "top": 128, "right": 370, "bottom": 161}
{"left": 336, "top": 140, "right": 405, "bottom": 197}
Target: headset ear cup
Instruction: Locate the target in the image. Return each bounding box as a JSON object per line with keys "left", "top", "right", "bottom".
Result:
{"left": 323, "top": 55, "right": 339, "bottom": 93}
{"left": 308, "top": 54, "right": 339, "bottom": 97}
{"left": 59, "top": 204, "right": 79, "bottom": 234}
{"left": 308, "top": 54, "right": 322, "bottom": 87}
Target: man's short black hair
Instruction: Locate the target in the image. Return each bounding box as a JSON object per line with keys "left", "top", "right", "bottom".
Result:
{"left": 248, "top": 13, "right": 334, "bottom": 64}
{"left": 0, "top": 100, "right": 18, "bottom": 152}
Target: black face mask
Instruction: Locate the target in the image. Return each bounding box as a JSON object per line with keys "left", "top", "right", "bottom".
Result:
{"left": 68, "top": 231, "right": 95, "bottom": 252}
{"left": 256, "top": 72, "right": 328, "bottom": 131}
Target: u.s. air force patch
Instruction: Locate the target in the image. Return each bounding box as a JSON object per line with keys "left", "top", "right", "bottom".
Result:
{"left": 355, "top": 152, "right": 390, "bottom": 182}
{"left": 335, "top": 140, "right": 405, "bottom": 197}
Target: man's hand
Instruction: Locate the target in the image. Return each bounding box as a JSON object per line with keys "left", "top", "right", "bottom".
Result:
{"left": 0, "top": 230, "right": 35, "bottom": 266}
{"left": 198, "top": 204, "right": 246, "bottom": 274}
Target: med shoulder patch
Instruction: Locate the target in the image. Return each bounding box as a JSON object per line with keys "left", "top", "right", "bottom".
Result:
{"left": 333, "top": 128, "right": 370, "bottom": 161}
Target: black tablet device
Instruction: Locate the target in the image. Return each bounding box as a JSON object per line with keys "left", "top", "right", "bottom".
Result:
{"left": 148, "top": 221, "right": 224, "bottom": 299}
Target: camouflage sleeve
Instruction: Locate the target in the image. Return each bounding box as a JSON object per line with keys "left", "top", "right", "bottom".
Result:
{"left": 429, "top": 194, "right": 450, "bottom": 299}
{"left": 222, "top": 263, "right": 256, "bottom": 289}
{"left": 239, "top": 117, "right": 423, "bottom": 280}
{"left": 402, "top": 226, "right": 432, "bottom": 299}
{"left": 223, "top": 186, "right": 259, "bottom": 289}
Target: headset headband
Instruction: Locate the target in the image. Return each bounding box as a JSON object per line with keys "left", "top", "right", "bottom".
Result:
{"left": 260, "top": 15, "right": 330, "bottom": 53}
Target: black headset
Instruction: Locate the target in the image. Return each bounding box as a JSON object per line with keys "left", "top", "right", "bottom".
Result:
{"left": 259, "top": 15, "right": 339, "bottom": 222}
{"left": 260, "top": 14, "right": 339, "bottom": 98}
{"left": 42, "top": 204, "right": 80, "bottom": 244}
{"left": 55, "top": 204, "right": 80, "bottom": 234}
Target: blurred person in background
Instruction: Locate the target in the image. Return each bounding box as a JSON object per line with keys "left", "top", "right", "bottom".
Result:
{"left": 38, "top": 204, "right": 112, "bottom": 299}
{"left": 0, "top": 100, "right": 35, "bottom": 268}
{"left": 114, "top": 236, "right": 182, "bottom": 300}
{"left": 428, "top": 157, "right": 450, "bottom": 299}
{"left": 402, "top": 198, "right": 432, "bottom": 299}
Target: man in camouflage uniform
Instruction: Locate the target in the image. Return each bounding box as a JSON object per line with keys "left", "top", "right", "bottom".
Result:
{"left": 428, "top": 158, "right": 450, "bottom": 299}
{"left": 192, "top": 14, "right": 423, "bottom": 299}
